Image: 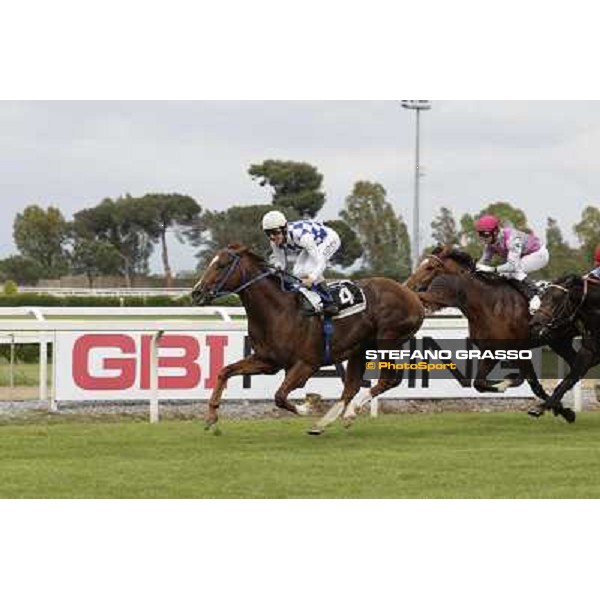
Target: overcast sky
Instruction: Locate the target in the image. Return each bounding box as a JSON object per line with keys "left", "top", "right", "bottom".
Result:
{"left": 0, "top": 100, "right": 598, "bottom": 274}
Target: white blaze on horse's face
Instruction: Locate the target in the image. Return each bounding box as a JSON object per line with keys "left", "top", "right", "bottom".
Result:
{"left": 195, "top": 254, "right": 220, "bottom": 288}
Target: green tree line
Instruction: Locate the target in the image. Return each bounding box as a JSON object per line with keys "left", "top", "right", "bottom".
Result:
{"left": 1, "top": 159, "right": 598, "bottom": 287}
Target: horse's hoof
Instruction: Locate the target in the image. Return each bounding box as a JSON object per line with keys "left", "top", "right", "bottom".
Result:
{"left": 295, "top": 403, "right": 310, "bottom": 416}
{"left": 204, "top": 418, "right": 218, "bottom": 431}
{"left": 527, "top": 407, "right": 544, "bottom": 418}
{"left": 342, "top": 416, "right": 356, "bottom": 429}
{"left": 307, "top": 427, "right": 324, "bottom": 436}
{"left": 560, "top": 408, "right": 576, "bottom": 424}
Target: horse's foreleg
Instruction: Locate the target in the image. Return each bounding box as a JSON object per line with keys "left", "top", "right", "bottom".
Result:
{"left": 515, "top": 358, "right": 554, "bottom": 420}
{"left": 549, "top": 338, "right": 578, "bottom": 371}
{"left": 205, "top": 355, "right": 277, "bottom": 428}
{"left": 473, "top": 358, "right": 499, "bottom": 392}
{"left": 274, "top": 361, "right": 317, "bottom": 415}
{"left": 546, "top": 344, "right": 599, "bottom": 418}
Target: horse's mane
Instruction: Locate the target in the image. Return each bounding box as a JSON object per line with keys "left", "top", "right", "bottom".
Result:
{"left": 225, "top": 243, "right": 305, "bottom": 305}
{"left": 226, "top": 243, "right": 270, "bottom": 267}
{"left": 554, "top": 273, "right": 584, "bottom": 288}
{"left": 226, "top": 243, "right": 300, "bottom": 289}
{"left": 431, "top": 245, "right": 476, "bottom": 271}
{"left": 431, "top": 245, "right": 517, "bottom": 288}
{"left": 431, "top": 245, "right": 482, "bottom": 273}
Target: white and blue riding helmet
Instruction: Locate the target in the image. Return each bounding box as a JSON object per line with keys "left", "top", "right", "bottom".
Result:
{"left": 262, "top": 210, "right": 287, "bottom": 233}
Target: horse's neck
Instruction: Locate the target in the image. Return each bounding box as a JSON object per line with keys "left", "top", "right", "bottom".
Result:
{"left": 581, "top": 283, "right": 600, "bottom": 327}
{"left": 238, "top": 275, "right": 300, "bottom": 326}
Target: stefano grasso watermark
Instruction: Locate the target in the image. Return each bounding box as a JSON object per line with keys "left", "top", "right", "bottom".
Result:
{"left": 360, "top": 338, "right": 600, "bottom": 383}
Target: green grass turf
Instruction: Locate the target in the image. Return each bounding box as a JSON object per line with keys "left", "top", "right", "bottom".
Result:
{"left": 1, "top": 411, "right": 600, "bottom": 498}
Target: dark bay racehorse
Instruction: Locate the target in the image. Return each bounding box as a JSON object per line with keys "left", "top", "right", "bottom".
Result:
{"left": 531, "top": 274, "right": 600, "bottom": 411}
{"left": 191, "top": 244, "right": 424, "bottom": 433}
{"left": 405, "top": 246, "right": 578, "bottom": 422}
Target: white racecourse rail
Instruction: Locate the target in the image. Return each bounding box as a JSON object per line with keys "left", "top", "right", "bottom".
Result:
{"left": 1, "top": 305, "right": 580, "bottom": 423}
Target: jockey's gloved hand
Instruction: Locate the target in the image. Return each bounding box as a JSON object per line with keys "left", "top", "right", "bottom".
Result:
{"left": 476, "top": 263, "right": 496, "bottom": 273}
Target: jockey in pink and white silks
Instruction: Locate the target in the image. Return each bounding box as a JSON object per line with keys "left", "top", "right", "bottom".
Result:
{"left": 474, "top": 214, "right": 549, "bottom": 313}
{"left": 261, "top": 210, "right": 341, "bottom": 316}
{"left": 589, "top": 245, "right": 600, "bottom": 279}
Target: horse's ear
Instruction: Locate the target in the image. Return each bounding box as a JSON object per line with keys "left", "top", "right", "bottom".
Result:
{"left": 227, "top": 243, "right": 247, "bottom": 252}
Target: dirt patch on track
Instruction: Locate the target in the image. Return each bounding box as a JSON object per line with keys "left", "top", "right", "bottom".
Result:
{"left": 1, "top": 385, "right": 598, "bottom": 425}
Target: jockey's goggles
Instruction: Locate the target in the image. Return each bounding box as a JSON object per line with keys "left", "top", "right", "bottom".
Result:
{"left": 265, "top": 228, "right": 285, "bottom": 238}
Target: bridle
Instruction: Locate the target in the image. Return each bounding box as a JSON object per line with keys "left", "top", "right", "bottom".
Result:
{"left": 199, "top": 248, "right": 273, "bottom": 300}
{"left": 536, "top": 279, "right": 589, "bottom": 331}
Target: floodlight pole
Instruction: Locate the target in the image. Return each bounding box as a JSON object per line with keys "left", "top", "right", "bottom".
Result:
{"left": 401, "top": 100, "right": 431, "bottom": 269}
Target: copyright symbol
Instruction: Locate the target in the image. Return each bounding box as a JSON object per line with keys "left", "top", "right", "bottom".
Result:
{"left": 366, "top": 362, "right": 375, "bottom": 369}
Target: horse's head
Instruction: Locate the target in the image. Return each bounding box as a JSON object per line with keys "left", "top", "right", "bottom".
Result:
{"left": 530, "top": 274, "right": 584, "bottom": 339}
{"left": 191, "top": 244, "right": 265, "bottom": 305}
{"left": 405, "top": 245, "right": 475, "bottom": 292}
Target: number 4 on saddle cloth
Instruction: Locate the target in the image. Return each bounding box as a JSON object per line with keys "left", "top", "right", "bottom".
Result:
{"left": 305, "top": 280, "right": 367, "bottom": 368}
{"left": 296, "top": 280, "right": 367, "bottom": 319}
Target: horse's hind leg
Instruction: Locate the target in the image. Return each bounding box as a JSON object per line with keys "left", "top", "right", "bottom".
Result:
{"left": 313, "top": 367, "right": 400, "bottom": 434}
{"left": 309, "top": 351, "right": 366, "bottom": 434}
{"left": 365, "top": 368, "right": 403, "bottom": 404}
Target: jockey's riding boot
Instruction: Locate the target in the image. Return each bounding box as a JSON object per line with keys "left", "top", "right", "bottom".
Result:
{"left": 515, "top": 277, "right": 538, "bottom": 301}
{"left": 315, "top": 282, "right": 339, "bottom": 316}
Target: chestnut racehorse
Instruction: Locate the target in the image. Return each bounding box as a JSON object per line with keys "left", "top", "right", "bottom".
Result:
{"left": 191, "top": 244, "right": 424, "bottom": 433}
{"left": 405, "top": 246, "right": 578, "bottom": 423}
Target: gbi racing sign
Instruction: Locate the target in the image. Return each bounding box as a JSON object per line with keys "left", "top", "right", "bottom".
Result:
{"left": 55, "top": 329, "right": 535, "bottom": 402}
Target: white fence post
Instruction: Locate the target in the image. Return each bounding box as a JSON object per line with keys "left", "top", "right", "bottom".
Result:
{"left": 149, "top": 330, "right": 164, "bottom": 423}
{"left": 39, "top": 338, "right": 49, "bottom": 409}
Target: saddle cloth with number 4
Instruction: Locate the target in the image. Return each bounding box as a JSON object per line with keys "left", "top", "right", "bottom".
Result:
{"left": 328, "top": 280, "right": 367, "bottom": 319}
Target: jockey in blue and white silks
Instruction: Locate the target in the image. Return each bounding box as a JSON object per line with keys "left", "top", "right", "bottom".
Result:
{"left": 262, "top": 210, "right": 341, "bottom": 315}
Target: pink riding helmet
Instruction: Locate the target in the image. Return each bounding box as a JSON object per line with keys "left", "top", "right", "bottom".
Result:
{"left": 475, "top": 214, "right": 500, "bottom": 233}
{"left": 595, "top": 245, "right": 600, "bottom": 266}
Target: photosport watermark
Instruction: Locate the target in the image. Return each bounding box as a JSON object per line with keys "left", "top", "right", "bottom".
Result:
{"left": 362, "top": 337, "right": 600, "bottom": 386}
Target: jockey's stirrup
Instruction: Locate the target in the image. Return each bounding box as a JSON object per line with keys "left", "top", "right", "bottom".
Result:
{"left": 315, "top": 282, "right": 339, "bottom": 316}
{"left": 519, "top": 277, "right": 538, "bottom": 300}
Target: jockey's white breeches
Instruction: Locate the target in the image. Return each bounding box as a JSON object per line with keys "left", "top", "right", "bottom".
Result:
{"left": 292, "top": 231, "right": 341, "bottom": 283}
{"left": 499, "top": 246, "right": 549, "bottom": 281}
